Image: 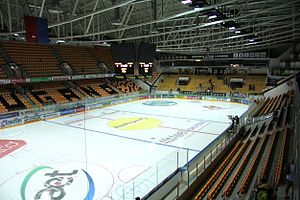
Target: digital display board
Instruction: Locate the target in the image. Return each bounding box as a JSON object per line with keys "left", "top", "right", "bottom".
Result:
{"left": 139, "top": 62, "right": 153, "bottom": 76}
{"left": 114, "top": 62, "right": 134, "bottom": 75}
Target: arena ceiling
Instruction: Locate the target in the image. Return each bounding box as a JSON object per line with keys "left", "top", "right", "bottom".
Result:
{"left": 0, "top": 0, "right": 300, "bottom": 54}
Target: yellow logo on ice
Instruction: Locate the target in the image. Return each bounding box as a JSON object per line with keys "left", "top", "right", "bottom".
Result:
{"left": 108, "top": 117, "right": 161, "bottom": 130}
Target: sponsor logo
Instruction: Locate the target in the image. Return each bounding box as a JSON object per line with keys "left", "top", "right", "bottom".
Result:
{"left": 0, "top": 112, "right": 19, "bottom": 120}
{"left": 108, "top": 117, "right": 162, "bottom": 130}
{"left": 138, "top": 96, "right": 149, "bottom": 99}
{"left": 60, "top": 108, "right": 75, "bottom": 116}
{"left": 75, "top": 106, "right": 85, "bottom": 113}
{"left": 20, "top": 162, "right": 113, "bottom": 200}
{"left": 0, "top": 140, "right": 26, "bottom": 158}
{"left": 142, "top": 100, "right": 177, "bottom": 106}
{"left": 203, "top": 105, "right": 222, "bottom": 110}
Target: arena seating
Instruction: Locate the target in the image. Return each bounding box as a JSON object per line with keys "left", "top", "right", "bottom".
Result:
{"left": 207, "top": 137, "right": 250, "bottom": 199}
{"left": 190, "top": 90, "right": 293, "bottom": 200}
{"left": 0, "top": 88, "right": 32, "bottom": 113}
{"left": 157, "top": 74, "right": 267, "bottom": 94}
{"left": 110, "top": 79, "right": 143, "bottom": 93}
{"left": 73, "top": 79, "right": 113, "bottom": 98}
{"left": 1, "top": 41, "right": 62, "bottom": 77}
{"left": 274, "top": 127, "right": 288, "bottom": 189}
{"left": 228, "top": 76, "right": 266, "bottom": 94}
{"left": 89, "top": 47, "right": 115, "bottom": 72}
{"left": 146, "top": 71, "right": 160, "bottom": 84}
{"left": 194, "top": 141, "right": 242, "bottom": 199}
{"left": 0, "top": 55, "right": 6, "bottom": 65}
{"left": 238, "top": 132, "right": 269, "bottom": 196}
{"left": 26, "top": 82, "right": 82, "bottom": 107}
{"left": 0, "top": 78, "right": 142, "bottom": 112}
{"left": 157, "top": 75, "right": 179, "bottom": 91}
{"left": 53, "top": 45, "right": 101, "bottom": 75}
{"left": 257, "top": 129, "right": 278, "bottom": 184}
{"left": 0, "top": 66, "right": 6, "bottom": 79}
{"left": 222, "top": 131, "right": 261, "bottom": 198}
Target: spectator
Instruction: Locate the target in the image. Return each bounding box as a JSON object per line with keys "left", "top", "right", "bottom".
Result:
{"left": 211, "top": 82, "right": 215, "bottom": 91}
{"left": 255, "top": 176, "right": 273, "bottom": 200}
{"left": 235, "top": 115, "right": 239, "bottom": 125}
{"left": 238, "top": 125, "right": 246, "bottom": 139}
{"left": 285, "top": 159, "right": 295, "bottom": 197}
{"left": 231, "top": 117, "right": 235, "bottom": 129}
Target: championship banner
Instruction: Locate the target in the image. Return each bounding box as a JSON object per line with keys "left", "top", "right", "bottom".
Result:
{"left": 24, "top": 16, "right": 49, "bottom": 44}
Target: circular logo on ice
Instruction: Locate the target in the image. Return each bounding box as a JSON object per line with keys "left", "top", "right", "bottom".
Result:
{"left": 108, "top": 117, "right": 162, "bottom": 130}
{"left": 142, "top": 100, "right": 177, "bottom": 106}
{"left": 20, "top": 162, "right": 113, "bottom": 200}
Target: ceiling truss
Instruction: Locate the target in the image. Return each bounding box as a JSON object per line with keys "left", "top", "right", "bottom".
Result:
{"left": 0, "top": 0, "right": 299, "bottom": 54}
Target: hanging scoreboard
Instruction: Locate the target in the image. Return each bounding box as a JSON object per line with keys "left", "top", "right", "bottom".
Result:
{"left": 111, "top": 42, "right": 156, "bottom": 77}
{"left": 137, "top": 43, "right": 155, "bottom": 76}
{"left": 139, "top": 62, "right": 153, "bottom": 76}
{"left": 114, "top": 62, "right": 134, "bottom": 75}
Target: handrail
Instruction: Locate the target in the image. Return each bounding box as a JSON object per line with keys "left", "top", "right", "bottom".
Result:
{"left": 274, "top": 127, "right": 288, "bottom": 189}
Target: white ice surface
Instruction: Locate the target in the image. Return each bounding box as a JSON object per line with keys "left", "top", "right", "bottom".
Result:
{"left": 0, "top": 99, "right": 248, "bottom": 200}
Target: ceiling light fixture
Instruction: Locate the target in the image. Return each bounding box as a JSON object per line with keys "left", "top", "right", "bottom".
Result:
{"left": 208, "top": 15, "right": 217, "bottom": 19}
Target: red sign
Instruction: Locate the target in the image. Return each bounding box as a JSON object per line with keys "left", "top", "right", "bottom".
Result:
{"left": 0, "top": 140, "right": 26, "bottom": 158}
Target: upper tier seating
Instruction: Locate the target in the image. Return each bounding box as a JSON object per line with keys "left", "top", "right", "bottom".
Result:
{"left": 147, "top": 71, "right": 160, "bottom": 83}
{"left": 0, "top": 66, "right": 6, "bottom": 79}
{"left": 157, "top": 75, "right": 267, "bottom": 94}
{"left": 0, "top": 55, "right": 6, "bottom": 65}
{"left": 0, "top": 54, "right": 6, "bottom": 78}
{"left": 89, "top": 47, "right": 114, "bottom": 72}
{"left": 53, "top": 45, "right": 101, "bottom": 75}
{"left": 1, "top": 41, "right": 62, "bottom": 77}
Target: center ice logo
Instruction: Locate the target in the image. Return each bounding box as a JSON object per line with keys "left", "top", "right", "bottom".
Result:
{"left": 20, "top": 164, "right": 95, "bottom": 200}
{"left": 142, "top": 100, "right": 177, "bottom": 106}
{"left": 203, "top": 105, "right": 222, "bottom": 110}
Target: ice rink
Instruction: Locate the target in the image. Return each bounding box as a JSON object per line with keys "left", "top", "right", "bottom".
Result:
{"left": 0, "top": 98, "right": 248, "bottom": 200}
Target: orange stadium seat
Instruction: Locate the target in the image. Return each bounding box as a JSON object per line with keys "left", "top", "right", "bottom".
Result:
{"left": 1, "top": 41, "right": 62, "bottom": 77}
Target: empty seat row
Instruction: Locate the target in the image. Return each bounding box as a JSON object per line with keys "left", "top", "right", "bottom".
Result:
{"left": 1, "top": 41, "right": 62, "bottom": 77}
{"left": 53, "top": 45, "right": 101, "bottom": 75}
{"left": 194, "top": 141, "right": 242, "bottom": 200}
{"left": 207, "top": 137, "right": 250, "bottom": 200}
{"left": 222, "top": 133, "right": 261, "bottom": 198}
{"left": 238, "top": 133, "right": 270, "bottom": 195}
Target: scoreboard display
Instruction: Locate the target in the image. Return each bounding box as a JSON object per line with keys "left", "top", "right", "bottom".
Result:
{"left": 114, "top": 62, "right": 134, "bottom": 75}
{"left": 139, "top": 62, "right": 153, "bottom": 76}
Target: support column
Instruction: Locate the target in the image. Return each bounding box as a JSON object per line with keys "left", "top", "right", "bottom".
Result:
{"left": 7, "top": 0, "right": 12, "bottom": 34}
